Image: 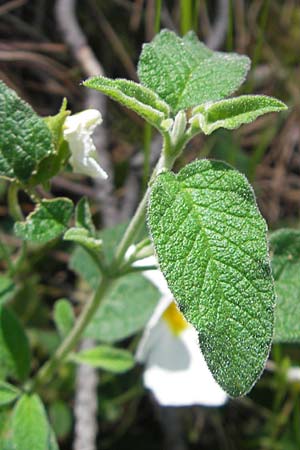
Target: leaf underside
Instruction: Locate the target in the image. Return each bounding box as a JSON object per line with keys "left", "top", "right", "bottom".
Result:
{"left": 138, "top": 30, "right": 250, "bottom": 113}
{"left": 193, "top": 95, "right": 287, "bottom": 135}
{"left": 83, "top": 76, "right": 170, "bottom": 129}
{"left": 148, "top": 159, "right": 275, "bottom": 396}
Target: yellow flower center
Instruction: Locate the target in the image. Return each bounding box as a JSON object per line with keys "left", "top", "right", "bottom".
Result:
{"left": 162, "top": 301, "right": 189, "bottom": 335}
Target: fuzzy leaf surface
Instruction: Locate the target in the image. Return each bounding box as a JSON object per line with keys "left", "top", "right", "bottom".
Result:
{"left": 64, "top": 227, "right": 102, "bottom": 251}
{"left": 75, "top": 197, "right": 95, "bottom": 234}
{"left": 14, "top": 198, "right": 73, "bottom": 243}
{"left": 192, "top": 95, "right": 287, "bottom": 135}
{"left": 70, "top": 345, "right": 134, "bottom": 373}
{"left": 12, "top": 394, "right": 50, "bottom": 450}
{"left": 84, "top": 76, "right": 170, "bottom": 129}
{"left": 138, "top": 30, "right": 250, "bottom": 113}
{"left": 270, "top": 229, "right": 300, "bottom": 343}
{"left": 0, "top": 81, "right": 52, "bottom": 182}
{"left": 148, "top": 159, "right": 275, "bottom": 396}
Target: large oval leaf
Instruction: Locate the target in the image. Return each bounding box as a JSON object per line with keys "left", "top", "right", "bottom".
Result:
{"left": 147, "top": 159, "right": 275, "bottom": 396}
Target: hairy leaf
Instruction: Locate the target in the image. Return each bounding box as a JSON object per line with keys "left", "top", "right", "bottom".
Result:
{"left": 64, "top": 227, "right": 102, "bottom": 251}
{"left": 84, "top": 76, "right": 170, "bottom": 129}
{"left": 75, "top": 197, "right": 95, "bottom": 235}
{"left": 71, "top": 345, "right": 134, "bottom": 373}
{"left": 14, "top": 198, "right": 73, "bottom": 243}
{"left": 270, "top": 229, "right": 300, "bottom": 343}
{"left": 148, "top": 159, "right": 275, "bottom": 396}
{"left": 12, "top": 394, "right": 50, "bottom": 450}
{"left": 0, "top": 81, "right": 52, "bottom": 182}
{"left": 191, "top": 95, "right": 287, "bottom": 135}
{"left": 138, "top": 30, "right": 250, "bottom": 113}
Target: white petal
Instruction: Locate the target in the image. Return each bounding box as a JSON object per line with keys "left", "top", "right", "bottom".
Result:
{"left": 64, "top": 109, "right": 102, "bottom": 134}
{"left": 63, "top": 109, "right": 107, "bottom": 179}
{"left": 138, "top": 319, "right": 228, "bottom": 407}
{"left": 134, "top": 256, "right": 171, "bottom": 297}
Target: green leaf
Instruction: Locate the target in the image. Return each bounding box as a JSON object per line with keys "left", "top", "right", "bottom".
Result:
{"left": 86, "top": 273, "right": 160, "bottom": 343}
{"left": 12, "top": 394, "right": 50, "bottom": 450}
{"left": 70, "top": 345, "right": 135, "bottom": 373}
{"left": 0, "top": 276, "right": 15, "bottom": 306}
{"left": 14, "top": 198, "right": 73, "bottom": 243}
{"left": 29, "top": 100, "right": 71, "bottom": 187}
{"left": 0, "top": 381, "right": 20, "bottom": 406}
{"left": 53, "top": 299, "right": 75, "bottom": 339}
{"left": 191, "top": 95, "right": 287, "bottom": 135}
{"left": 49, "top": 401, "right": 72, "bottom": 441}
{"left": 75, "top": 197, "right": 95, "bottom": 235}
{"left": 270, "top": 229, "right": 300, "bottom": 343}
{"left": 148, "top": 159, "right": 275, "bottom": 396}
{"left": 64, "top": 227, "right": 103, "bottom": 251}
{"left": 83, "top": 76, "right": 170, "bottom": 130}
{"left": 70, "top": 245, "right": 101, "bottom": 290}
{"left": 0, "top": 306, "right": 31, "bottom": 381}
{"left": 0, "top": 408, "right": 14, "bottom": 450}
{"left": 138, "top": 30, "right": 250, "bottom": 113}
{"left": 0, "top": 81, "right": 52, "bottom": 182}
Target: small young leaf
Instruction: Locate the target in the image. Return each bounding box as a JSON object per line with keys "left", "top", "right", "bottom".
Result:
{"left": 83, "top": 76, "right": 170, "bottom": 130}
{"left": 148, "top": 159, "right": 275, "bottom": 396}
{"left": 70, "top": 345, "right": 135, "bottom": 373}
{"left": 191, "top": 95, "right": 287, "bottom": 135}
{"left": 64, "top": 227, "right": 103, "bottom": 251}
{"left": 53, "top": 299, "right": 75, "bottom": 339}
{"left": 12, "top": 394, "right": 50, "bottom": 450}
{"left": 14, "top": 198, "right": 73, "bottom": 243}
{"left": 86, "top": 273, "right": 160, "bottom": 343}
{"left": 29, "top": 100, "right": 71, "bottom": 187}
{"left": 270, "top": 229, "right": 300, "bottom": 343}
{"left": 138, "top": 30, "right": 250, "bottom": 113}
{"left": 0, "top": 81, "right": 52, "bottom": 182}
{"left": 0, "top": 381, "right": 20, "bottom": 406}
{"left": 75, "top": 197, "right": 95, "bottom": 235}
{"left": 0, "top": 276, "right": 15, "bottom": 306}
{"left": 0, "top": 306, "right": 31, "bottom": 381}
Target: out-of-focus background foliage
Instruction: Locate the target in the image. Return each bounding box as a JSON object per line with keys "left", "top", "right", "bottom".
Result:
{"left": 0, "top": 1, "right": 299, "bottom": 449}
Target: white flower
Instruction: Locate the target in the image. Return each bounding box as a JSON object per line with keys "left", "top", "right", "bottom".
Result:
{"left": 134, "top": 255, "right": 228, "bottom": 407}
{"left": 63, "top": 109, "right": 108, "bottom": 179}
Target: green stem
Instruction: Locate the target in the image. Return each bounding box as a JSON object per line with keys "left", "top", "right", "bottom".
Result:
{"left": 33, "top": 135, "right": 181, "bottom": 390}
{"left": 114, "top": 148, "right": 174, "bottom": 268}
{"left": 8, "top": 183, "right": 23, "bottom": 221}
{"left": 180, "top": 0, "right": 193, "bottom": 34}
{"left": 0, "top": 238, "right": 14, "bottom": 274}
{"left": 34, "top": 276, "right": 112, "bottom": 388}
{"left": 154, "top": 0, "right": 162, "bottom": 34}
{"left": 142, "top": 123, "right": 152, "bottom": 193}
